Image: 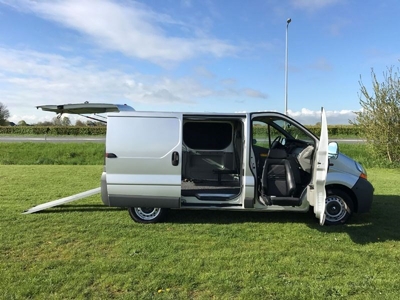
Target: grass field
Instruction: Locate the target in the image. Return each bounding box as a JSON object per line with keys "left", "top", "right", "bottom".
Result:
{"left": 0, "top": 142, "right": 104, "bottom": 165}
{"left": 1, "top": 165, "right": 400, "bottom": 299}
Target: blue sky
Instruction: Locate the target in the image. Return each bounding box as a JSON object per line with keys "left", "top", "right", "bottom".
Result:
{"left": 0, "top": 0, "right": 399, "bottom": 125}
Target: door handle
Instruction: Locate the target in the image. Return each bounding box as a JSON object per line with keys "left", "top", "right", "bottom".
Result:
{"left": 172, "top": 151, "right": 179, "bottom": 166}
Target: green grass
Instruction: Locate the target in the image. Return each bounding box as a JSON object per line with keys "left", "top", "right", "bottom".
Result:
{"left": 338, "top": 143, "right": 399, "bottom": 169}
{"left": 338, "top": 143, "right": 371, "bottom": 167}
{"left": 1, "top": 165, "right": 399, "bottom": 299}
{"left": 0, "top": 142, "right": 104, "bottom": 165}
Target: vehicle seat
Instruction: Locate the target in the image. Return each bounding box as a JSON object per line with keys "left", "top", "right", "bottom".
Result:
{"left": 297, "top": 145, "right": 314, "bottom": 173}
{"left": 261, "top": 148, "right": 296, "bottom": 197}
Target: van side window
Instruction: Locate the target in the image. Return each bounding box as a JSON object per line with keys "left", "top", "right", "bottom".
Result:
{"left": 252, "top": 121, "right": 269, "bottom": 150}
{"left": 183, "top": 122, "right": 232, "bottom": 150}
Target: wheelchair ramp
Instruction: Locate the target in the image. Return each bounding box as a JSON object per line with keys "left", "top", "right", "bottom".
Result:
{"left": 23, "top": 187, "right": 101, "bottom": 214}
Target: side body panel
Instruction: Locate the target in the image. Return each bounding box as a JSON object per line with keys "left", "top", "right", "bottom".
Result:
{"left": 105, "top": 112, "right": 182, "bottom": 207}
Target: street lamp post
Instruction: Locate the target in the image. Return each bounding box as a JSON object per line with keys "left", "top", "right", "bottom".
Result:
{"left": 284, "top": 18, "right": 291, "bottom": 116}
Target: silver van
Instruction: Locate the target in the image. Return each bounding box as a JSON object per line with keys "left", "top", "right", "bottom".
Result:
{"left": 35, "top": 104, "right": 373, "bottom": 225}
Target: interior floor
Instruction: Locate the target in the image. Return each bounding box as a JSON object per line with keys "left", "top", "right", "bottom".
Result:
{"left": 181, "top": 180, "right": 240, "bottom": 197}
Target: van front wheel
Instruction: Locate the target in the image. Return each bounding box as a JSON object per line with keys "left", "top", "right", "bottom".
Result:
{"left": 128, "top": 207, "right": 167, "bottom": 223}
{"left": 324, "top": 188, "right": 354, "bottom": 225}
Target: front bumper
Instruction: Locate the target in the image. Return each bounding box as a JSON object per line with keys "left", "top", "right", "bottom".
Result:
{"left": 351, "top": 177, "right": 374, "bottom": 213}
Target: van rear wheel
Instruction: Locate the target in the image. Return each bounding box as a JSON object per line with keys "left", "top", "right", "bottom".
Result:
{"left": 324, "top": 188, "right": 354, "bottom": 225}
{"left": 128, "top": 207, "right": 167, "bottom": 223}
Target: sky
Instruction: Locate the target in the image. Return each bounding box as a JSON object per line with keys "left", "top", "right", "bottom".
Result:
{"left": 0, "top": 0, "right": 399, "bottom": 125}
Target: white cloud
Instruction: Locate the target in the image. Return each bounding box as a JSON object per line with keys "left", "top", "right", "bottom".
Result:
{"left": 288, "top": 108, "right": 356, "bottom": 125}
{"left": 6, "top": 0, "right": 237, "bottom": 66}
{"left": 234, "top": 108, "right": 356, "bottom": 125}
{"left": 0, "top": 48, "right": 201, "bottom": 106}
{"left": 8, "top": 113, "right": 89, "bottom": 125}
{"left": 243, "top": 88, "right": 268, "bottom": 99}
{"left": 0, "top": 48, "right": 268, "bottom": 123}
{"left": 291, "top": 0, "right": 343, "bottom": 11}
{"left": 220, "top": 78, "right": 237, "bottom": 86}
{"left": 329, "top": 19, "right": 351, "bottom": 36}
{"left": 309, "top": 57, "right": 333, "bottom": 71}
{"left": 194, "top": 66, "right": 216, "bottom": 79}
{"left": 181, "top": 0, "right": 192, "bottom": 8}
{"left": 8, "top": 114, "right": 48, "bottom": 124}
{"left": 123, "top": 77, "right": 211, "bottom": 105}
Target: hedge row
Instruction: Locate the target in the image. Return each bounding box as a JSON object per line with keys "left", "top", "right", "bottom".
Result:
{"left": 306, "top": 125, "right": 361, "bottom": 137}
{"left": 0, "top": 125, "right": 360, "bottom": 136}
{"left": 0, "top": 126, "right": 107, "bottom": 135}
{"left": 252, "top": 125, "right": 361, "bottom": 137}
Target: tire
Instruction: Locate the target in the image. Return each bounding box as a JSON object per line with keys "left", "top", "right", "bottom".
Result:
{"left": 324, "top": 188, "right": 354, "bottom": 225}
{"left": 128, "top": 207, "right": 168, "bottom": 224}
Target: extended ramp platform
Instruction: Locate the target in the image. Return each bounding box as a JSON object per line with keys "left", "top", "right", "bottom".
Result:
{"left": 23, "top": 187, "right": 101, "bottom": 214}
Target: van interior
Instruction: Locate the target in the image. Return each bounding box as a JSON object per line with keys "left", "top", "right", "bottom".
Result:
{"left": 181, "top": 118, "right": 243, "bottom": 203}
{"left": 181, "top": 116, "right": 316, "bottom": 207}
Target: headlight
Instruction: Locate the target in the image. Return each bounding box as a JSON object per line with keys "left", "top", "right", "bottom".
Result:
{"left": 355, "top": 161, "right": 367, "bottom": 179}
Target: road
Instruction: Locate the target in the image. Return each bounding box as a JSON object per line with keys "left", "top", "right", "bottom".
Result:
{"left": 0, "top": 136, "right": 365, "bottom": 143}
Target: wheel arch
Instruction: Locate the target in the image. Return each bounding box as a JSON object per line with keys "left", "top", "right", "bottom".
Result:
{"left": 128, "top": 207, "right": 169, "bottom": 223}
{"left": 325, "top": 184, "right": 358, "bottom": 213}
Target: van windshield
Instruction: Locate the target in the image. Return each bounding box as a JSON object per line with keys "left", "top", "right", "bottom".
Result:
{"left": 252, "top": 116, "right": 315, "bottom": 150}
{"left": 271, "top": 119, "right": 314, "bottom": 144}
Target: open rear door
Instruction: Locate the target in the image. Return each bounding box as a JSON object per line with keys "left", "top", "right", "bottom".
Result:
{"left": 307, "top": 108, "right": 329, "bottom": 225}
{"left": 37, "top": 102, "right": 135, "bottom": 123}
{"left": 36, "top": 103, "right": 135, "bottom": 114}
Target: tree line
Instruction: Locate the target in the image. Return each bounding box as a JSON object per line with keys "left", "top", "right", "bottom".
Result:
{"left": 351, "top": 66, "right": 400, "bottom": 163}
{"left": 0, "top": 102, "right": 10, "bottom": 126}
{"left": 0, "top": 106, "right": 105, "bottom": 127}
{"left": 33, "top": 117, "right": 106, "bottom": 127}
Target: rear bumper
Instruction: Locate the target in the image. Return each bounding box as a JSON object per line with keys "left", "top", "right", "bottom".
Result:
{"left": 100, "top": 172, "right": 110, "bottom": 206}
{"left": 100, "top": 172, "right": 180, "bottom": 208}
{"left": 351, "top": 177, "right": 374, "bottom": 213}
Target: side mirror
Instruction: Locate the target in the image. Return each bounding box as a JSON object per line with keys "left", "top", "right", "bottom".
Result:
{"left": 253, "top": 139, "right": 257, "bottom": 145}
{"left": 328, "top": 142, "right": 339, "bottom": 159}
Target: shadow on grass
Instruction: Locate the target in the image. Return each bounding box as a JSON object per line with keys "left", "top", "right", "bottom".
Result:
{"left": 30, "top": 195, "right": 400, "bottom": 244}
{"left": 167, "top": 209, "right": 313, "bottom": 225}
{"left": 311, "top": 194, "right": 400, "bottom": 244}
{"left": 166, "top": 194, "right": 400, "bottom": 244}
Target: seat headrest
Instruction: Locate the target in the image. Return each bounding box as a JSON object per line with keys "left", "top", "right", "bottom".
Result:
{"left": 268, "top": 148, "right": 287, "bottom": 159}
